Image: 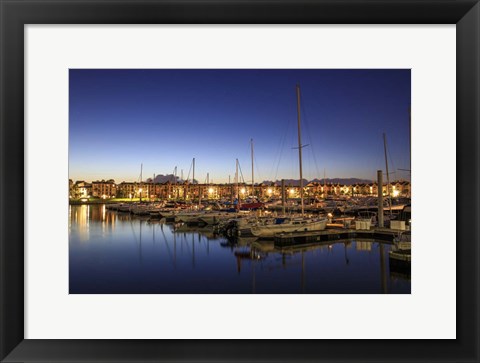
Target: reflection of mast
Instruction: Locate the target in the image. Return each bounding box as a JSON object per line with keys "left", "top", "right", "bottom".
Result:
{"left": 159, "top": 222, "right": 174, "bottom": 267}
{"left": 139, "top": 220, "right": 143, "bottom": 263}
{"left": 252, "top": 254, "right": 256, "bottom": 294}
{"left": 152, "top": 221, "right": 155, "bottom": 244}
{"left": 236, "top": 253, "right": 242, "bottom": 273}
{"left": 173, "top": 230, "right": 177, "bottom": 269}
{"left": 301, "top": 250, "right": 306, "bottom": 293}
{"left": 379, "top": 243, "right": 387, "bottom": 293}
{"left": 192, "top": 233, "right": 195, "bottom": 268}
{"left": 344, "top": 242, "right": 350, "bottom": 265}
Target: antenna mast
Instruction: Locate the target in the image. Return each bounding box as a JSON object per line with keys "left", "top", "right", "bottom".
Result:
{"left": 251, "top": 139, "right": 254, "bottom": 197}
{"left": 296, "top": 85, "right": 304, "bottom": 216}
{"left": 383, "top": 133, "right": 392, "bottom": 216}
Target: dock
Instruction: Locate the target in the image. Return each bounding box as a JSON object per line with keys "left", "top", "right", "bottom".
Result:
{"left": 274, "top": 227, "right": 404, "bottom": 247}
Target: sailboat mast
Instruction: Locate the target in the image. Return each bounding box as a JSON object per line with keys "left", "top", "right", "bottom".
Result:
{"left": 251, "top": 138, "right": 254, "bottom": 197}
{"left": 324, "top": 169, "right": 326, "bottom": 197}
{"left": 192, "top": 157, "right": 195, "bottom": 202}
{"left": 409, "top": 106, "right": 412, "bottom": 176}
{"left": 235, "top": 159, "right": 239, "bottom": 209}
{"left": 383, "top": 133, "right": 392, "bottom": 216}
{"left": 139, "top": 163, "right": 143, "bottom": 202}
{"left": 192, "top": 158, "right": 195, "bottom": 184}
{"left": 296, "top": 85, "right": 304, "bottom": 216}
{"left": 174, "top": 166, "right": 177, "bottom": 200}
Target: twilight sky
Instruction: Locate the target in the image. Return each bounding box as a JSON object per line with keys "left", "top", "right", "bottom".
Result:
{"left": 69, "top": 69, "right": 411, "bottom": 184}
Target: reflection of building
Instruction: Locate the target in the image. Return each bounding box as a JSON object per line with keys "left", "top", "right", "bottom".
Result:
{"left": 69, "top": 205, "right": 117, "bottom": 241}
{"left": 355, "top": 241, "right": 373, "bottom": 251}
{"left": 69, "top": 204, "right": 90, "bottom": 241}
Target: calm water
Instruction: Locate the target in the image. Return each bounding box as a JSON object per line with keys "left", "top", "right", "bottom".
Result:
{"left": 69, "top": 205, "right": 411, "bottom": 294}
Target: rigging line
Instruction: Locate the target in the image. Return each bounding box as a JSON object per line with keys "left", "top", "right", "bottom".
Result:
{"left": 254, "top": 154, "right": 262, "bottom": 185}
{"left": 300, "top": 92, "right": 321, "bottom": 179}
{"left": 186, "top": 159, "right": 193, "bottom": 183}
{"left": 237, "top": 160, "right": 246, "bottom": 184}
{"left": 387, "top": 146, "right": 397, "bottom": 180}
{"left": 270, "top": 118, "right": 289, "bottom": 179}
{"left": 270, "top": 112, "right": 293, "bottom": 179}
{"left": 273, "top": 119, "right": 290, "bottom": 181}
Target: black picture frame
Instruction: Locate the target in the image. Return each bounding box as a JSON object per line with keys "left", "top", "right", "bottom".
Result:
{"left": 1, "top": 0, "right": 478, "bottom": 362}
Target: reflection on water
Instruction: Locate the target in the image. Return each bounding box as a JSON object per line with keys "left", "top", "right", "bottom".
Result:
{"left": 69, "top": 205, "right": 411, "bottom": 294}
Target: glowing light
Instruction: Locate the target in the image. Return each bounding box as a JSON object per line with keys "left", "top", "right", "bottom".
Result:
{"left": 208, "top": 188, "right": 214, "bottom": 194}
{"left": 393, "top": 190, "right": 400, "bottom": 197}
{"left": 267, "top": 188, "right": 272, "bottom": 195}
{"left": 241, "top": 188, "right": 246, "bottom": 194}
{"left": 289, "top": 189, "right": 295, "bottom": 195}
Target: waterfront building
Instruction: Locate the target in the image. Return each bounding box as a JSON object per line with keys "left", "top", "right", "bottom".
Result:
{"left": 117, "top": 182, "right": 136, "bottom": 199}
{"left": 73, "top": 181, "right": 92, "bottom": 199}
{"left": 92, "top": 179, "right": 116, "bottom": 199}
{"left": 69, "top": 179, "right": 74, "bottom": 199}
{"left": 69, "top": 178, "right": 410, "bottom": 200}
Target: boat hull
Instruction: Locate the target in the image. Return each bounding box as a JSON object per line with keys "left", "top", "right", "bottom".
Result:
{"left": 250, "top": 218, "right": 327, "bottom": 237}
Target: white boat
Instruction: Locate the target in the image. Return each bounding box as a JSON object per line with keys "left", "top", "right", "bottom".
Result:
{"left": 250, "top": 217, "right": 327, "bottom": 237}
{"left": 175, "top": 211, "right": 205, "bottom": 223}
{"left": 197, "top": 212, "right": 238, "bottom": 225}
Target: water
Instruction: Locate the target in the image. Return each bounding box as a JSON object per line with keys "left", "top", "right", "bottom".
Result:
{"left": 69, "top": 204, "right": 411, "bottom": 294}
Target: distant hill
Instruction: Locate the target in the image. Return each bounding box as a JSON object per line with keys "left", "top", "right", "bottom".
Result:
{"left": 146, "top": 174, "right": 200, "bottom": 184}
{"left": 146, "top": 174, "right": 182, "bottom": 184}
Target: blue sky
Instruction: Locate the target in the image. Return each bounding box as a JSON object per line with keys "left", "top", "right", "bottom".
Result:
{"left": 69, "top": 69, "right": 411, "bottom": 183}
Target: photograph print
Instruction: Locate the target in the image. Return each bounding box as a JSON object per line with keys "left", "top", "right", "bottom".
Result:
{"left": 69, "top": 69, "right": 411, "bottom": 294}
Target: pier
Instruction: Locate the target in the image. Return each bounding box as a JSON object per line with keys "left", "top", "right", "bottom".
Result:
{"left": 274, "top": 227, "right": 403, "bottom": 247}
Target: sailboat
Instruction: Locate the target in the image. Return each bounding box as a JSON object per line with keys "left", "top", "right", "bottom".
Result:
{"left": 239, "top": 142, "right": 264, "bottom": 210}
{"left": 250, "top": 85, "right": 328, "bottom": 238}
